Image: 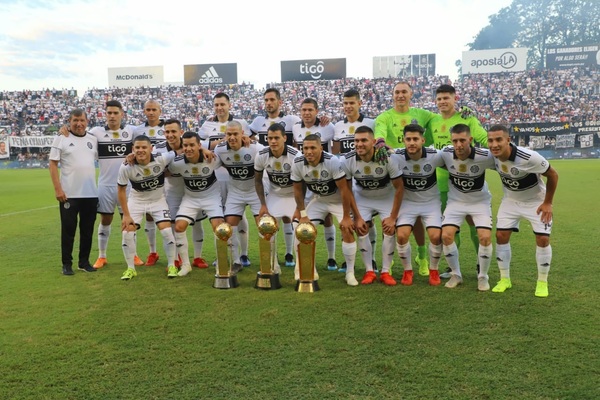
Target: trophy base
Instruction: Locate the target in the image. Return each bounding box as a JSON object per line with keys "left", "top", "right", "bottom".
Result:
{"left": 254, "top": 272, "right": 282, "bottom": 290}
{"left": 213, "top": 274, "right": 239, "bottom": 289}
{"left": 295, "top": 279, "right": 320, "bottom": 293}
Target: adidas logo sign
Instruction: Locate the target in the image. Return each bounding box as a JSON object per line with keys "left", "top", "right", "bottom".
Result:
{"left": 198, "top": 67, "right": 223, "bottom": 84}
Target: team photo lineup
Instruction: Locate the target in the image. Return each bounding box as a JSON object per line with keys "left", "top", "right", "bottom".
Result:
{"left": 51, "top": 82, "right": 558, "bottom": 297}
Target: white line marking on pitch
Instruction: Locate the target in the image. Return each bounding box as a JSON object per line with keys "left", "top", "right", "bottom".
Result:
{"left": 0, "top": 205, "right": 56, "bottom": 217}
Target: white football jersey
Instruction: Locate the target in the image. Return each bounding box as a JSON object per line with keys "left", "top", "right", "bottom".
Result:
{"left": 214, "top": 141, "right": 263, "bottom": 193}
{"left": 290, "top": 151, "right": 346, "bottom": 201}
{"left": 333, "top": 114, "right": 375, "bottom": 155}
{"left": 254, "top": 145, "right": 299, "bottom": 196}
{"left": 117, "top": 152, "right": 175, "bottom": 202}
{"left": 292, "top": 118, "right": 334, "bottom": 152}
{"left": 394, "top": 148, "right": 445, "bottom": 203}
{"left": 440, "top": 146, "right": 495, "bottom": 203}
{"left": 494, "top": 144, "right": 550, "bottom": 202}
{"left": 249, "top": 112, "right": 300, "bottom": 147}
{"left": 90, "top": 124, "right": 136, "bottom": 187}
{"left": 342, "top": 150, "right": 402, "bottom": 198}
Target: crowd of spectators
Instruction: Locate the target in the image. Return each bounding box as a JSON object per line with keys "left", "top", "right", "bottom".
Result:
{"left": 0, "top": 66, "right": 598, "bottom": 138}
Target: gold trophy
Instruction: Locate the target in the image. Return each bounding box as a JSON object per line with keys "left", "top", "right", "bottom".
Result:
{"left": 295, "top": 221, "right": 320, "bottom": 292}
{"left": 213, "top": 222, "right": 239, "bottom": 289}
{"left": 254, "top": 215, "right": 282, "bottom": 290}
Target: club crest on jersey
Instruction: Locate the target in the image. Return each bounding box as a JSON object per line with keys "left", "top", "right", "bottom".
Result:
{"left": 234, "top": 154, "right": 241, "bottom": 162}
{"left": 112, "top": 131, "right": 120, "bottom": 139}
{"left": 349, "top": 126, "right": 356, "bottom": 134}
{"left": 274, "top": 162, "right": 282, "bottom": 171}
{"left": 192, "top": 167, "right": 199, "bottom": 174}
{"left": 149, "top": 129, "right": 156, "bottom": 137}
{"left": 284, "top": 163, "right": 291, "bottom": 171}
{"left": 423, "top": 164, "right": 432, "bottom": 173}
{"left": 321, "top": 170, "right": 329, "bottom": 178}
{"left": 501, "top": 164, "right": 509, "bottom": 173}
{"left": 219, "top": 125, "right": 226, "bottom": 133}
{"left": 122, "top": 132, "right": 129, "bottom": 138}
{"left": 153, "top": 166, "right": 161, "bottom": 173}
{"left": 143, "top": 168, "right": 151, "bottom": 176}
{"left": 470, "top": 165, "right": 480, "bottom": 174}
{"left": 305, "top": 131, "right": 312, "bottom": 137}
{"left": 458, "top": 164, "right": 467, "bottom": 173}
{"left": 87, "top": 142, "right": 93, "bottom": 149}
{"left": 376, "top": 167, "right": 383, "bottom": 175}
{"left": 413, "top": 164, "right": 421, "bottom": 173}
{"left": 510, "top": 167, "right": 519, "bottom": 175}
{"left": 244, "top": 154, "right": 251, "bottom": 161}
{"left": 364, "top": 166, "right": 372, "bottom": 175}
{"left": 202, "top": 167, "right": 210, "bottom": 174}
{"left": 312, "top": 170, "right": 319, "bottom": 178}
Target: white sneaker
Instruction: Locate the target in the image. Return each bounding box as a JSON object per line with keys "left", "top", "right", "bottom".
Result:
{"left": 178, "top": 264, "right": 192, "bottom": 277}
{"left": 444, "top": 274, "right": 463, "bottom": 288}
{"left": 477, "top": 276, "right": 490, "bottom": 291}
{"left": 345, "top": 273, "right": 359, "bottom": 287}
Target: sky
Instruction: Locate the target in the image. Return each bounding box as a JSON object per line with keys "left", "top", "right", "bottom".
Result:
{"left": 0, "top": 0, "right": 514, "bottom": 96}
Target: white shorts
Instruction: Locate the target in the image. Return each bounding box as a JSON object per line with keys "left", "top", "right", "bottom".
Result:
{"left": 98, "top": 184, "right": 124, "bottom": 214}
{"left": 496, "top": 198, "right": 552, "bottom": 236}
{"left": 396, "top": 199, "right": 443, "bottom": 229}
{"left": 165, "top": 193, "right": 183, "bottom": 222}
{"left": 442, "top": 200, "right": 492, "bottom": 230}
{"left": 266, "top": 191, "right": 296, "bottom": 219}
{"left": 128, "top": 199, "right": 171, "bottom": 228}
{"left": 224, "top": 188, "right": 261, "bottom": 218}
{"left": 306, "top": 198, "right": 344, "bottom": 224}
{"left": 176, "top": 194, "right": 223, "bottom": 223}
{"left": 354, "top": 192, "right": 394, "bottom": 222}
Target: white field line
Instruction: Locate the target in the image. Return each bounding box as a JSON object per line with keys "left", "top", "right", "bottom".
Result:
{"left": 0, "top": 205, "right": 56, "bottom": 217}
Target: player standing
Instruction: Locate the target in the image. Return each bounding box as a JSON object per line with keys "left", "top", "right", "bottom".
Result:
{"left": 487, "top": 125, "right": 558, "bottom": 297}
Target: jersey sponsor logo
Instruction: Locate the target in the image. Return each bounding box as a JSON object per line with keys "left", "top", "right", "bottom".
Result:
{"left": 356, "top": 175, "right": 391, "bottom": 190}
{"left": 184, "top": 174, "right": 217, "bottom": 192}
{"left": 499, "top": 173, "right": 539, "bottom": 192}
{"left": 132, "top": 174, "right": 165, "bottom": 192}
{"left": 341, "top": 139, "right": 355, "bottom": 152}
{"left": 307, "top": 181, "right": 337, "bottom": 196}
{"left": 226, "top": 165, "right": 254, "bottom": 180}
{"left": 450, "top": 173, "right": 486, "bottom": 193}
{"left": 198, "top": 66, "right": 223, "bottom": 84}
{"left": 97, "top": 142, "right": 132, "bottom": 159}
{"left": 268, "top": 172, "right": 292, "bottom": 188}
{"left": 403, "top": 174, "right": 437, "bottom": 192}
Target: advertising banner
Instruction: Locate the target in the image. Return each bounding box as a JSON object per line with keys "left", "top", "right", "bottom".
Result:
{"left": 373, "top": 54, "right": 436, "bottom": 78}
{"left": 281, "top": 58, "right": 346, "bottom": 82}
{"left": 108, "top": 66, "right": 164, "bottom": 88}
{"left": 184, "top": 63, "right": 238, "bottom": 86}
{"left": 546, "top": 44, "right": 600, "bottom": 69}
{"left": 462, "top": 48, "right": 528, "bottom": 74}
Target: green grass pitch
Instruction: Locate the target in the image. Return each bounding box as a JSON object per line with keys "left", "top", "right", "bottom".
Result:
{"left": 0, "top": 160, "right": 598, "bottom": 399}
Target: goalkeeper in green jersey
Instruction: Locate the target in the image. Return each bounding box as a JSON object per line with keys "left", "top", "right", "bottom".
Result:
{"left": 427, "top": 84, "right": 488, "bottom": 278}
{"left": 373, "top": 81, "right": 437, "bottom": 276}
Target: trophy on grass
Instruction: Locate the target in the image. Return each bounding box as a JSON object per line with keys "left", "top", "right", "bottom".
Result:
{"left": 295, "top": 221, "right": 320, "bottom": 292}
{"left": 213, "top": 222, "right": 239, "bottom": 289}
{"left": 254, "top": 215, "right": 282, "bottom": 290}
